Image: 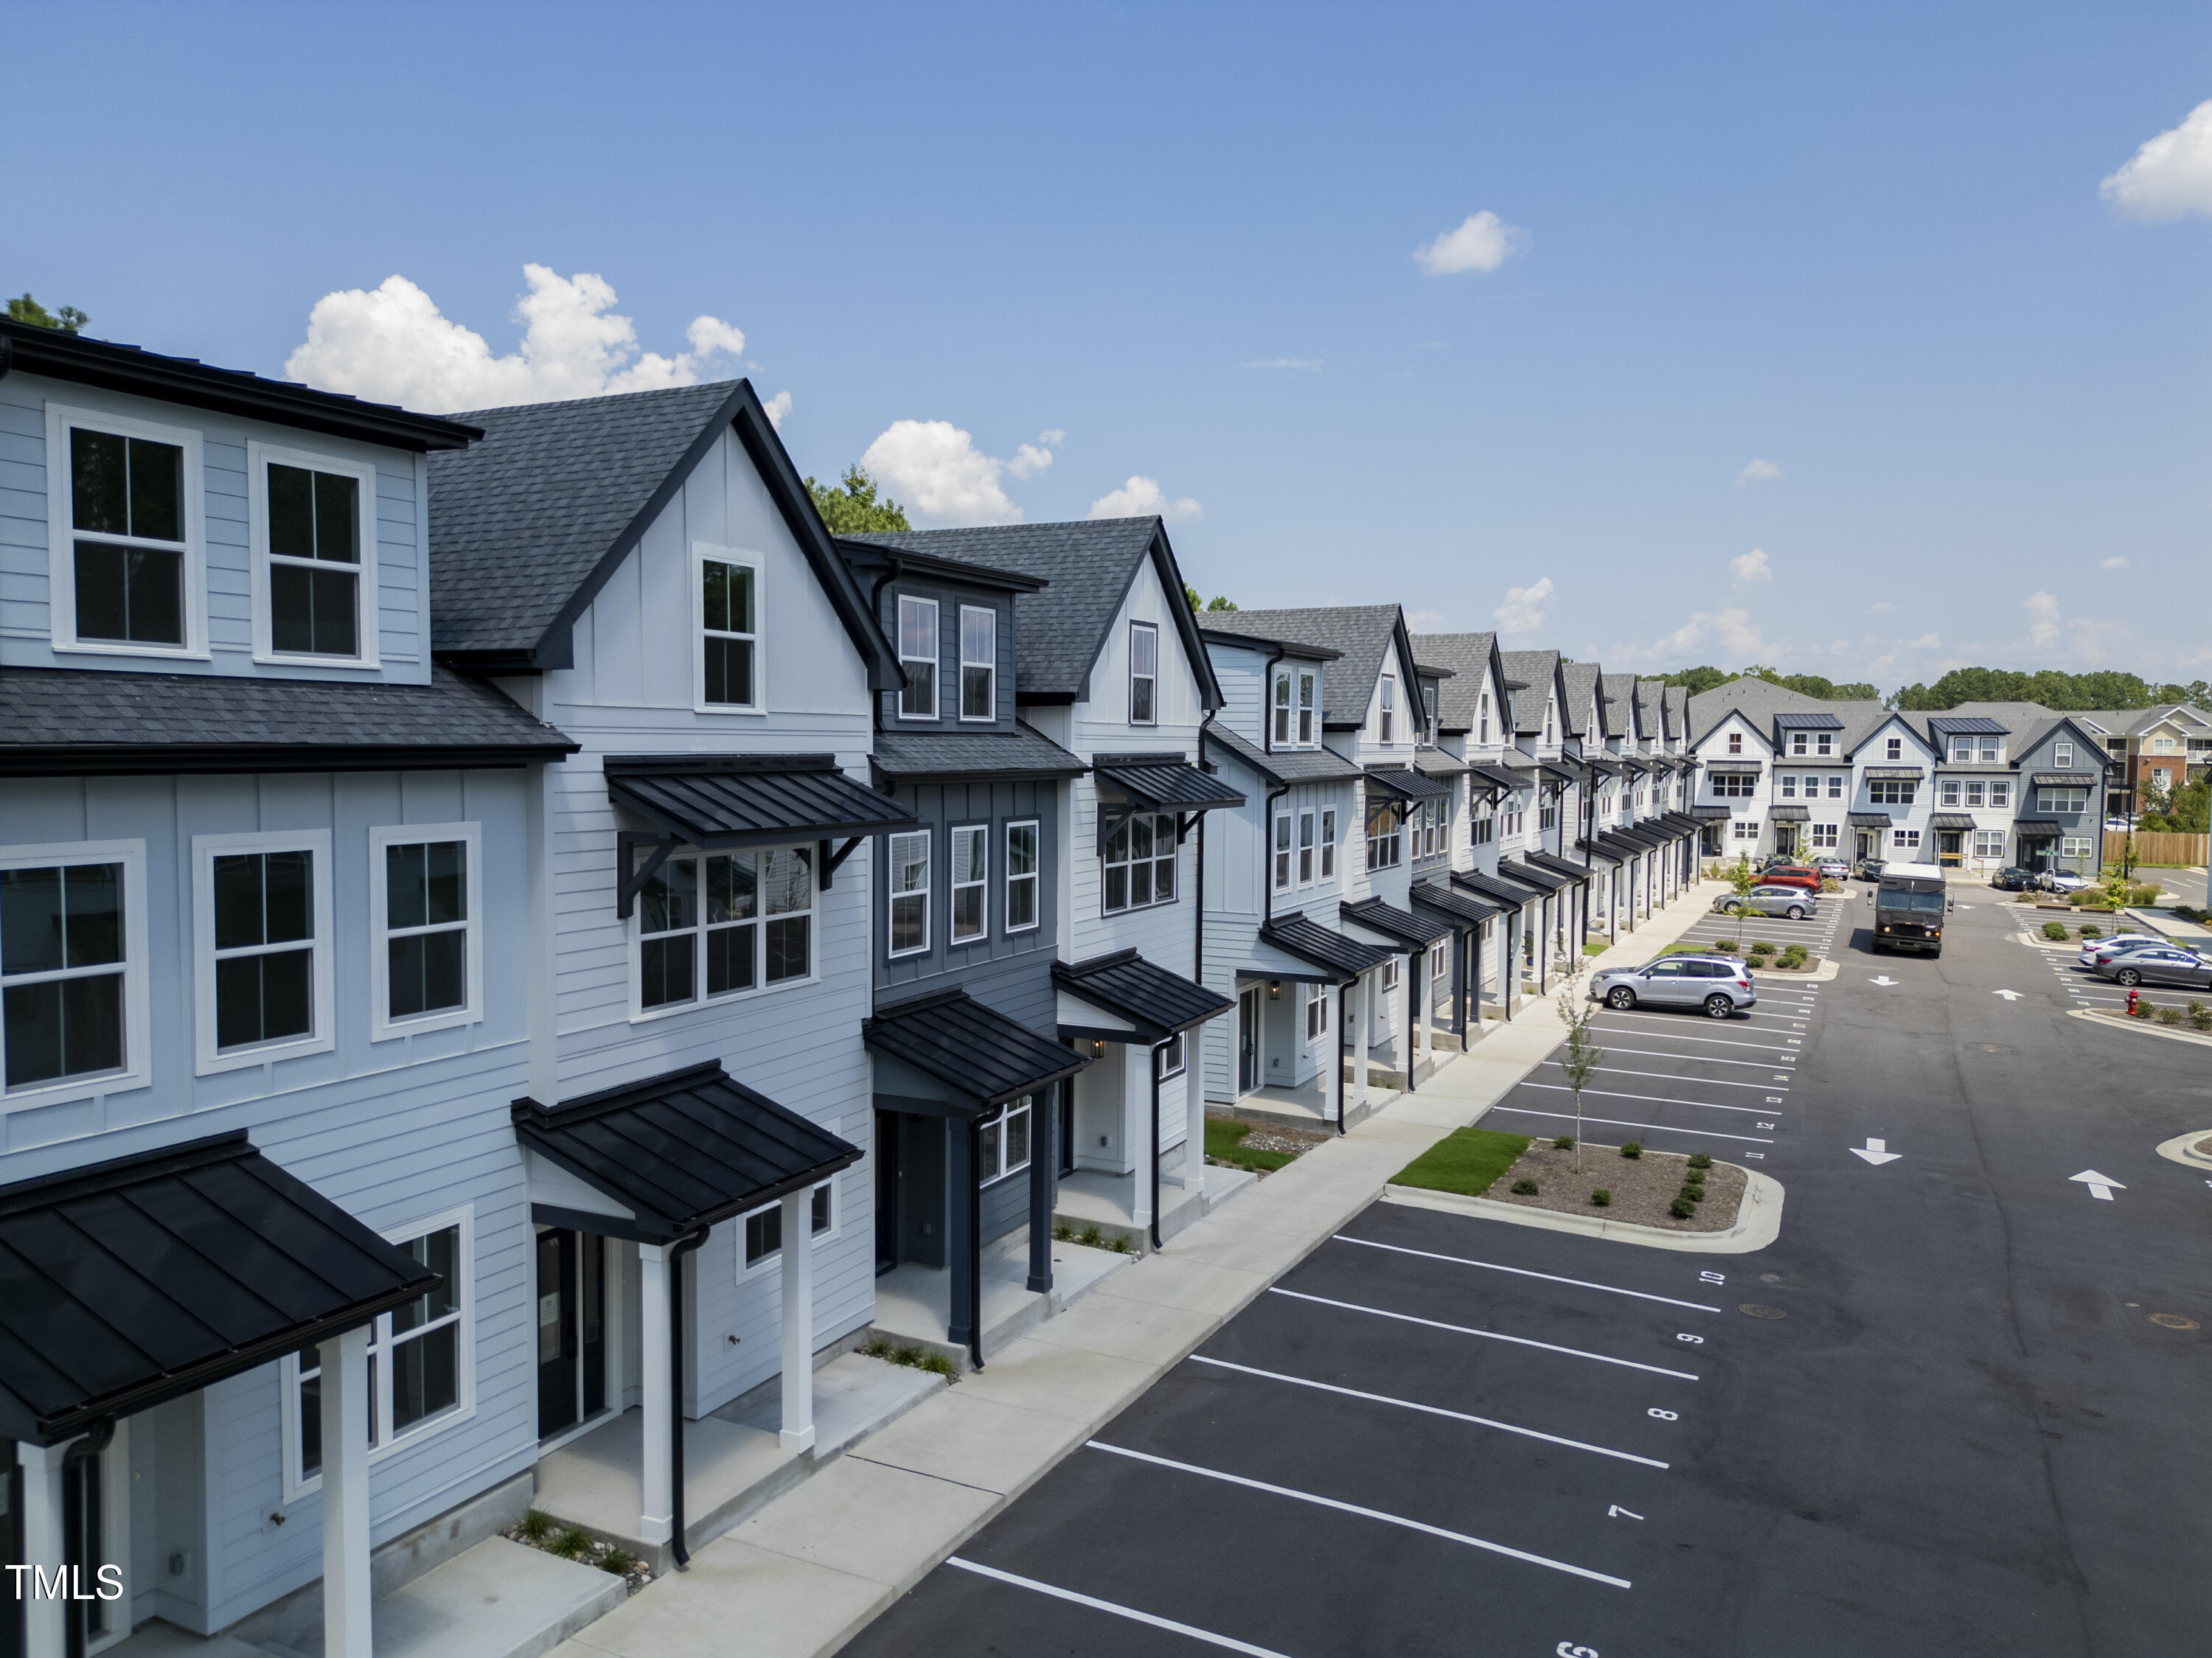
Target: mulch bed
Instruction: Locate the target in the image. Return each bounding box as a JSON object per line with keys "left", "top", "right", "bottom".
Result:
{"left": 501, "top": 1519, "right": 655, "bottom": 1595}
{"left": 1485, "top": 1140, "right": 1747, "bottom": 1233}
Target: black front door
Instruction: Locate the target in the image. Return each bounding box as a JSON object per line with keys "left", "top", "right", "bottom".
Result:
{"left": 875, "top": 1110, "right": 900, "bottom": 1275}
{"left": 1238, "top": 987, "right": 1260, "bottom": 1090}
{"left": 536, "top": 1227, "right": 605, "bottom": 1441}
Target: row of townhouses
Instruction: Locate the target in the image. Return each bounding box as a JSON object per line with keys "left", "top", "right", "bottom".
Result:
{"left": 0, "top": 318, "right": 2101, "bottom": 1657}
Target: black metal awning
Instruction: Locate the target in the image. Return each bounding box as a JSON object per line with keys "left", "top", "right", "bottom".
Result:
{"left": 1847, "top": 812, "right": 1893, "bottom": 828}
{"left": 1691, "top": 805, "right": 1735, "bottom": 821}
{"left": 2011, "top": 818, "right": 2065, "bottom": 839}
{"left": 1928, "top": 812, "right": 1978, "bottom": 829}
{"left": 1455, "top": 868, "right": 1545, "bottom": 907}
{"left": 1704, "top": 761, "right": 1763, "bottom": 776}
{"left": 1466, "top": 762, "right": 1527, "bottom": 795}
{"left": 1523, "top": 850, "right": 1595, "bottom": 884}
{"left": 1054, "top": 950, "right": 1233, "bottom": 1044}
{"left": 1770, "top": 804, "right": 1811, "bottom": 822}
{"left": 1411, "top": 879, "right": 1501, "bottom": 929}
{"left": 1582, "top": 756, "right": 1624, "bottom": 779}
{"left": 1361, "top": 766, "right": 1454, "bottom": 803}
{"left": 0, "top": 1132, "right": 442, "bottom": 1446}
{"left": 1576, "top": 836, "right": 1628, "bottom": 863}
{"left": 1501, "top": 857, "right": 1574, "bottom": 893}
{"left": 865, "top": 988, "right": 1089, "bottom": 1109}
{"left": 1656, "top": 812, "right": 1705, "bottom": 833}
{"left": 1863, "top": 767, "right": 1924, "bottom": 781}
{"left": 1607, "top": 824, "right": 1667, "bottom": 851}
{"left": 1413, "top": 750, "right": 1470, "bottom": 778}
{"left": 1259, "top": 915, "right": 1397, "bottom": 982}
{"left": 1340, "top": 897, "right": 1453, "bottom": 949}
{"left": 1095, "top": 756, "right": 1247, "bottom": 813}
{"left": 2029, "top": 772, "right": 2101, "bottom": 787}
{"left": 513, "top": 1064, "right": 861, "bottom": 1245}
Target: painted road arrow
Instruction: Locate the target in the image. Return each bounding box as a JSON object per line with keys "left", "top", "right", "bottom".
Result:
{"left": 1992, "top": 989, "right": 2023, "bottom": 1001}
{"left": 1869, "top": 975, "right": 1899, "bottom": 986}
{"left": 1851, "top": 1138, "right": 1902, "bottom": 1165}
{"left": 2070, "top": 1169, "right": 2126, "bottom": 1201}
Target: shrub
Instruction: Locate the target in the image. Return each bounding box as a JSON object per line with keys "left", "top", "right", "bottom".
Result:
{"left": 1779, "top": 945, "right": 1808, "bottom": 969}
{"left": 1669, "top": 1198, "right": 1697, "bottom": 1219}
{"left": 1688, "top": 1152, "right": 1714, "bottom": 1169}
{"left": 2079, "top": 924, "right": 2101, "bottom": 939}
{"left": 1554, "top": 1135, "right": 1575, "bottom": 1149}
{"left": 1512, "top": 1177, "right": 1540, "bottom": 1195}
{"left": 2043, "top": 921, "right": 2068, "bottom": 941}
{"left": 2191, "top": 1004, "right": 2212, "bottom": 1033}
{"left": 1711, "top": 939, "right": 1739, "bottom": 953}
{"left": 1620, "top": 1141, "right": 1643, "bottom": 1159}
{"left": 1107, "top": 1231, "right": 1134, "bottom": 1254}
{"left": 1590, "top": 1188, "right": 1613, "bottom": 1207}
{"left": 518, "top": 1508, "right": 553, "bottom": 1543}
{"left": 599, "top": 1547, "right": 639, "bottom": 1578}
{"left": 552, "top": 1527, "right": 593, "bottom": 1560}
{"left": 918, "top": 1349, "right": 960, "bottom": 1378}
{"left": 1678, "top": 1183, "right": 1704, "bottom": 1204}
{"left": 1078, "top": 1222, "right": 1103, "bottom": 1247}
{"left": 2158, "top": 1006, "right": 2185, "bottom": 1026}
{"left": 2132, "top": 997, "right": 2157, "bottom": 1020}
{"left": 1051, "top": 1222, "right": 1075, "bottom": 1242}
{"left": 1750, "top": 940, "right": 1777, "bottom": 955}
{"left": 1683, "top": 1166, "right": 1706, "bottom": 1185}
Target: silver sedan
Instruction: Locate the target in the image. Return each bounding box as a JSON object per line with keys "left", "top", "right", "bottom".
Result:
{"left": 2093, "top": 946, "right": 2212, "bottom": 991}
{"left": 1711, "top": 885, "right": 1818, "bottom": 922}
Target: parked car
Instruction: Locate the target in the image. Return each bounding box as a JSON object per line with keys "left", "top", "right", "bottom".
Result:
{"left": 2079, "top": 934, "right": 2168, "bottom": 968}
{"left": 1856, "top": 857, "right": 1887, "bottom": 881}
{"left": 2093, "top": 945, "right": 2212, "bottom": 991}
{"left": 2104, "top": 816, "right": 2134, "bottom": 832}
{"left": 1756, "top": 864, "right": 1823, "bottom": 891}
{"left": 1713, "top": 885, "right": 1818, "bottom": 921}
{"left": 1812, "top": 857, "right": 1851, "bottom": 881}
{"left": 1990, "top": 866, "right": 2039, "bottom": 891}
{"left": 1588, "top": 954, "right": 1757, "bottom": 1018}
{"left": 2042, "top": 871, "right": 2096, "bottom": 894}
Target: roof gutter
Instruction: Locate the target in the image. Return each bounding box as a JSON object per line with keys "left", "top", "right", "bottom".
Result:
{"left": 666, "top": 1222, "right": 713, "bottom": 1570}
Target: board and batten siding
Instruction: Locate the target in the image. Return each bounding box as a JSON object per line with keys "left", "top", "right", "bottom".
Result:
{"left": 874, "top": 780, "right": 1059, "bottom": 994}
{"left": 0, "top": 371, "right": 431, "bottom": 683}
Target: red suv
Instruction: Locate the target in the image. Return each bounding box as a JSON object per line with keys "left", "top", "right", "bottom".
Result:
{"left": 1759, "top": 863, "right": 1823, "bottom": 891}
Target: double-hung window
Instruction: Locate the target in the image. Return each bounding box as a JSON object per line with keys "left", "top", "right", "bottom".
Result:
{"left": 1791, "top": 733, "right": 1809, "bottom": 756}
{"left": 1940, "top": 779, "right": 1961, "bottom": 807}
{"left": 1273, "top": 812, "right": 1293, "bottom": 893}
{"left": 888, "top": 832, "right": 931, "bottom": 957}
{"left": 1379, "top": 676, "right": 1397, "bottom": 744}
{"left": 2053, "top": 741, "right": 2074, "bottom": 769}
{"left": 2037, "top": 787, "right": 2087, "bottom": 814}
{"left": 1005, "top": 821, "right": 1039, "bottom": 932}
{"left": 1712, "top": 773, "right": 1756, "bottom": 798}
{"left": 1320, "top": 807, "right": 1338, "bottom": 879}
{"left": 1104, "top": 813, "right": 1177, "bottom": 913}
{"left": 1298, "top": 670, "right": 1317, "bottom": 744}
{"left": 1727, "top": 732, "right": 1743, "bottom": 755}
{"left": 1421, "top": 685, "right": 1439, "bottom": 748}
{"left": 1973, "top": 830, "right": 2006, "bottom": 858}
{"left": 1867, "top": 780, "right": 1915, "bottom": 806}
{"left": 1892, "top": 828, "right": 1921, "bottom": 849}
{"left": 1478, "top": 692, "right": 1492, "bottom": 745}
{"left": 1989, "top": 781, "right": 2011, "bottom": 807}
{"left": 742, "top": 1182, "right": 835, "bottom": 1273}
{"left": 195, "top": 831, "right": 333, "bottom": 1072}
{"left": 51, "top": 406, "right": 205, "bottom": 655}
{"left": 2062, "top": 835, "right": 2093, "bottom": 861}
{"left": 959, "top": 605, "right": 995, "bottom": 720}
{"left": 1885, "top": 737, "right": 1903, "bottom": 761}
{"left": 251, "top": 445, "right": 377, "bottom": 664}
{"left": 1273, "top": 672, "right": 1293, "bottom": 745}
{"left": 1826, "top": 775, "right": 1844, "bottom": 799}
{"left": 285, "top": 1209, "right": 473, "bottom": 1497}
{"left": 369, "top": 824, "right": 481, "bottom": 1039}
{"left": 979, "top": 1096, "right": 1032, "bottom": 1183}
{"left": 950, "top": 826, "right": 988, "bottom": 943}
{"left": 1472, "top": 813, "right": 1494, "bottom": 846}
{"left": 1365, "top": 795, "right": 1402, "bottom": 870}
{"left": 1298, "top": 809, "right": 1316, "bottom": 883}
{"left": 1129, "top": 623, "right": 1159, "bottom": 725}
{"left": 1964, "top": 781, "right": 1986, "bottom": 807}
{"left": 1780, "top": 776, "right": 1798, "bottom": 799}
{"left": 637, "top": 846, "right": 813, "bottom": 1011}
{"left": 1809, "top": 823, "right": 1840, "bottom": 849}
{"left": 1303, "top": 982, "right": 1329, "bottom": 1041}
{"left": 698, "top": 545, "right": 759, "bottom": 710}
{"left": 1, "top": 842, "right": 147, "bottom": 1101}
{"left": 899, "top": 596, "right": 939, "bottom": 719}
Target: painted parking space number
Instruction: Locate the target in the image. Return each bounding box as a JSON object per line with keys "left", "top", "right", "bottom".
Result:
{"left": 1558, "top": 1644, "right": 1600, "bottom": 1657}
{"left": 1700, "top": 1271, "right": 1726, "bottom": 1283}
{"left": 1677, "top": 1333, "right": 1704, "bottom": 1343}
{"left": 1649, "top": 1408, "right": 1679, "bottom": 1421}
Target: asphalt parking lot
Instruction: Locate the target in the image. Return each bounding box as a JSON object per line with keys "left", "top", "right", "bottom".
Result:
{"left": 845, "top": 882, "right": 2212, "bottom": 1657}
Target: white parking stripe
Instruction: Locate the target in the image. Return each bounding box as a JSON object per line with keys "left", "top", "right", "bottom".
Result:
{"left": 1330, "top": 1236, "right": 1724, "bottom": 1311}
{"left": 1084, "top": 1441, "right": 1634, "bottom": 1589}
{"left": 1587, "top": 1025, "right": 1797, "bottom": 1054}
{"left": 1489, "top": 1105, "right": 1775, "bottom": 1143}
{"left": 1188, "top": 1356, "right": 1672, "bottom": 1467}
{"left": 1519, "top": 1079, "right": 1783, "bottom": 1115}
{"left": 946, "top": 1558, "right": 1295, "bottom": 1657}
{"left": 1268, "top": 1286, "right": 1705, "bottom": 1375}
{"left": 1551, "top": 1043, "right": 1797, "bottom": 1071}
{"left": 1598, "top": 1006, "right": 1807, "bottom": 1027}
{"left": 1540, "top": 1060, "right": 1787, "bottom": 1092}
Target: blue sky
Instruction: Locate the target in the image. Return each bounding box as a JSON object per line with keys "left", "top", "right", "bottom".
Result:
{"left": 10, "top": 1, "right": 2208, "bottom": 689}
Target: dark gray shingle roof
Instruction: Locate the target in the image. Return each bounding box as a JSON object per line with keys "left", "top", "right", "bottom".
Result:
{"left": 1498, "top": 651, "right": 1560, "bottom": 737}
{"left": 872, "top": 724, "right": 1086, "bottom": 780}
{"left": 1559, "top": 662, "right": 1601, "bottom": 739}
{"left": 1407, "top": 632, "right": 1498, "bottom": 733}
{"left": 1203, "top": 725, "right": 1363, "bottom": 785}
{"left": 1200, "top": 606, "right": 1405, "bottom": 727}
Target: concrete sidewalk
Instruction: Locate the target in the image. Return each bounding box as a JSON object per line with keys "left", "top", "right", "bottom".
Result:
{"left": 548, "top": 881, "right": 1725, "bottom": 1658}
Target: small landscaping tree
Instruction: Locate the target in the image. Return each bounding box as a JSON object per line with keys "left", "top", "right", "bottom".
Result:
{"left": 1725, "top": 854, "right": 1759, "bottom": 925}
{"left": 1554, "top": 960, "right": 1605, "bottom": 1176}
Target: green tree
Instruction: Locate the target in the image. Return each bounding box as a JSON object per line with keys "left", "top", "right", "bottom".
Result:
{"left": 1893, "top": 667, "right": 2160, "bottom": 711}
{"left": 7, "top": 293, "right": 87, "bottom": 333}
{"left": 1552, "top": 959, "right": 1605, "bottom": 1176}
{"left": 1183, "top": 585, "right": 1236, "bottom": 612}
{"left": 804, "top": 465, "right": 909, "bottom": 534}
{"left": 2141, "top": 776, "right": 2210, "bottom": 834}
{"left": 1655, "top": 666, "right": 1730, "bottom": 696}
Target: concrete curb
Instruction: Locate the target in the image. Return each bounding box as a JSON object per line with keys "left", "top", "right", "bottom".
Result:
{"left": 2154, "top": 1130, "right": 2212, "bottom": 1171}
{"left": 2068, "top": 1008, "right": 2212, "bottom": 1049}
{"left": 1381, "top": 1166, "right": 1786, "bottom": 1255}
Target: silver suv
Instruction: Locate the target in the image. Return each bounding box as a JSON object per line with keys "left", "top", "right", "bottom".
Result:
{"left": 1588, "top": 954, "right": 1758, "bottom": 1018}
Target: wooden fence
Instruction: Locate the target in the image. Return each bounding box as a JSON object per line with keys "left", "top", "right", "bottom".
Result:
{"left": 2106, "top": 830, "right": 2209, "bottom": 868}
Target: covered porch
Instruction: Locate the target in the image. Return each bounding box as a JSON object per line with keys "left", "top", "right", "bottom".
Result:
{"left": 1339, "top": 896, "right": 1455, "bottom": 1094}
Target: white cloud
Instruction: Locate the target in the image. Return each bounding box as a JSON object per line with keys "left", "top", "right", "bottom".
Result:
{"left": 2098, "top": 554, "right": 2130, "bottom": 571}
{"left": 2101, "top": 100, "right": 2212, "bottom": 220}
{"left": 2020, "top": 591, "right": 2132, "bottom": 665}
{"left": 1730, "top": 548, "right": 1773, "bottom": 585}
{"left": 1088, "top": 476, "right": 1201, "bottom": 524}
{"left": 1006, "top": 431, "right": 1060, "bottom": 479}
{"left": 1243, "top": 357, "right": 1322, "bottom": 372}
{"left": 1405, "top": 608, "right": 1449, "bottom": 633}
{"left": 1494, "top": 577, "right": 1555, "bottom": 635}
{"left": 1413, "top": 211, "right": 1528, "bottom": 276}
{"left": 284, "top": 265, "right": 747, "bottom": 413}
{"left": 1869, "top": 600, "right": 1900, "bottom": 615}
{"left": 860, "top": 420, "right": 1036, "bottom": 526}
{"left": 1906, "top": 633, "right": 1941, "bottom": 649}
{"left": 1039, "top": 428, "right": 1066, "bottom": 446}
{"left": 1734, "top": 459, "right": 1782, "bottom": 487}
{"left": 762, "top": 391, "right": 791, "bottom": 431}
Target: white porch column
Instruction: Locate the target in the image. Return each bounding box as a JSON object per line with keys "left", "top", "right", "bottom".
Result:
{"left": 318, "top": 1323, "right": 373, "bottom": 1658}
{"left": 1414, "top": 947, "right": 1433, "bottom": 1070}
{"left": 1184, "top": 1058, "right": 1207, "bottom": 1194}
{"left": 18, "top": 1438, "right": 67, "bottom": 1658}
{"left": 779, "top": 1191, "right": 815, "bottom": 1453}
{"left": 1352, "top": 973, "right": 1371, "bottom": 1105}
{"left": 637, "top": 1243, "right": 672, "bottom": 1547}
{"left": 1126, "top": 1042, "right": 1155, "bottom": 1228}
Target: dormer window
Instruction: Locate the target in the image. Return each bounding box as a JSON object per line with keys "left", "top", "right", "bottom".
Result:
{"left": 1129, "top": 622, "right": 1158, "bottom": 725}
{"left": 1273, "top": 671, "right": 1293, "bottom": 745}
{"left": 254, "top": 446, "right": 378, "bottom": 665}
{"left": 1728, "top": 731, "right": 1743, "bottom": 755}
{"left": 1543, "top": 698, "right": 1555, "bottom": 746}
{"left": 898, "top": 596, "right": 939, "bottom": 719}
{"left": 1298, "top": 669, "right": 1317, "bottom": 745}
{"left": 1421, "top": 684, "right": 1439, "bottom": 748}
{"left": 1379, "top": 675, "right": 1397, "bottom": 743}
{"left": 1818, "top": 733, "right": 1833, "bottom": 756}
{"left": 1478, "top": 691, "right": 1491, "bottom": 745}
{"left": 1790, "top": 732, "right": 1808, "bottom": 755}
{"left": 51, "top": 406, "right": 206, "bottom": 656}
{"left": 959, "top": 605, "right": 996, "bottom": 720}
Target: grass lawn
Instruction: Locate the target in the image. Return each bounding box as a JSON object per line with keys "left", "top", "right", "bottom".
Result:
{"left": 1206, "top": 1118, "right": 1299, "bottom": 1174}
{"left": 1390, "top": 1127, "right": 1533, "bottom": 1197}
{"left": 1582, "top": 939, "right": 1607, "bottom": 956}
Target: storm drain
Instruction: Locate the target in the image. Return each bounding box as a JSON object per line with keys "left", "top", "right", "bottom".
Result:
{"left": 2149, "top": 1313, "right": 2199, "bottom": 1330}
{"left": 1738, "top": 1303, "right": 1789, "bottom": 1320}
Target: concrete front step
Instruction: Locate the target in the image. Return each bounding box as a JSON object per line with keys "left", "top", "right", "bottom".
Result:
{"left": 265, "top": 1538, "right": 622, "bottom": 1658}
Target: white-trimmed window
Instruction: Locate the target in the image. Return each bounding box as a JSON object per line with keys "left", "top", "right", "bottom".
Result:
{"left": 1273, "top": 670, "right": 1293, "bottom": 745}
{"left": 1885, "top": 736, "right": 1903, "bottom": 761}
{"left": 1104, "top": 812, "right": 1177, "bottom": 913}
{"left": 1421, "top": 684, "right": 1439, "bottom": 748}
{"left": 369, "top": 823, "right": 481, "bottom": 1040}
{"left": 2053, "top": 741, "right": 2074, "bottom": 769}
{"left": 2037, "top": 787, "right": 2087, "bottom": 814}
{"left": 1727, "top": 732, "right": 1743, "bottom": 755}
{"left": 284, "top": 1206, "right": 474, "bottom": 1499}
{"left": 1868, "top": 780, "right": 1915, "bottom": 805}
{"left": 47, "top": 403, "right": 208, "bottom": 658}
{"left": 1320, "top": 807, "right": 1338, "bottom": 878}
{"left": 1790, "top": 732, "right": 1809, "bottom": 756}
{"left": 1, "top": 840, "right": 150, "bottom": 1104}
{"left": 1891, "top": 828, "right": 1921, "bottom": 849}
{"left": 899, "top": 596, "right": 939, "bottom": 720}
{"left": 1964, "top": 781, "right": 1986, "bottom": 807}
{"left": 1939, "top": 779, "right": 1961, "bottom": 807}
{"left": 1155, "top": 1032, "right": 1186, "bottom": 1081}
{"left": 1809, "top": 823, "right": 1840, "bottom": 849}
{"left": 1366, "top": 795, "right": 1402, "bottom": 870}
{"left": 2062, "top": 835, "right": 2093, "bottom": 860}
{"left": 1431, "top": 938, "right": 1450, "bottom": 995}
{"left": 249, "top": 442, "right": 379, "bottom": 666}
{"left": 195, "top": 830, "right": 333, "bottom": 1073}
{"left": 1733, "top": 821, "right": 1759, "bottom": 841}
{"left": 1273, "top": 812, "right": 1293, "bottom": 893}
{"left": 1471, "top": 813, "right": 1494, "bottom": 847}
{"left": 1381, "top": 956, "right": 1399, "bottom": 994}
{"left": 697, "top": 543, "right": 761, "bottom": 711}
{"left": 1989, "top": 781, "right": 2011, "bottom": 808}
{"left": 979, "top": 1097, "right": 1032, "bottom": 1184}
{"left": 1129, "top": 622, "right": 1159, "bottom": 725}
{"left": 742, "top": 1181, "right": 836, "bottom": 1273}
{"left": 1543, "top": 698, "right": 1555, "bottom": 747}
{"left": 959, "top": 605, "right": 996, "bottom": 720}
{"left": 1973, "top": 830, "right": 2006, "bottom": 858}
{"left": 950, "top": 825, "right": 988, "bottom": 944}
{"left": 636, "top": 845, "right": 813, "bottom": 1011}
{"left": 1826, "top": 775, "right": 1844, "bottom": 799}
{"left": 1298, "top": 669, "right": 1318, "bottom": 745}
{"left": 1380, "top": 676, "right": 1397, "bottom": 744}
{"left": 1298, "top": 809, "right": 1316, "bottom": 884}
{"left": 1478, "top": 692, "right": 1492, "bottom": 745}
{"left": 888, "top": 831, "right": 931, "bottom": 957}
{"left": 1711, "top": 773, "right": 1756, "bottom": 798}
{"left": 1780, "top": 776, "right": 1798, "bottom": 798}
{"left": 1304, "top": 981, "right": 1329, "bottom": 1041}
{"left": 1005, "top": 821, "right": 1039, "bottom": 932}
